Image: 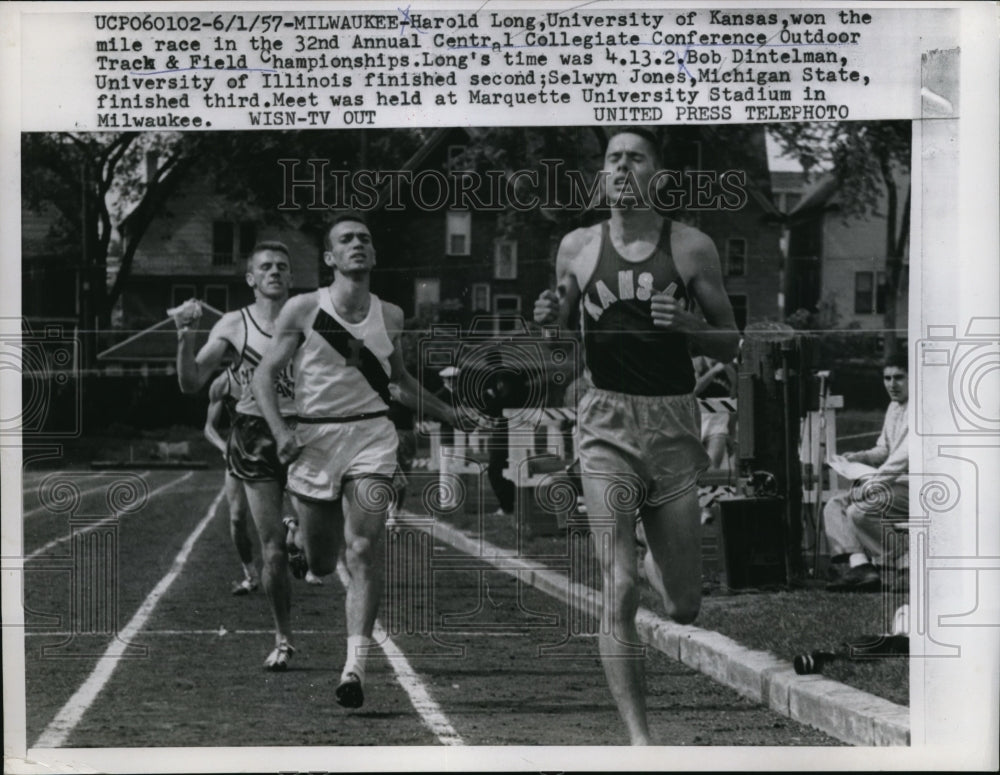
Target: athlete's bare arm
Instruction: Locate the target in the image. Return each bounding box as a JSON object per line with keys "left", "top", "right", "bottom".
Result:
{"left": 651, "top": 223, "right": 739, "bottom": 362}
{"left": 252, "top": 292, "right": 316, "bottom": 464}
{"left": 204, "top": 372, "right": 229, "bottom": 456}
{"left": 533, "top": 226, "right": 599, "bottom": 330}
{"left": 177, "top": 311, "right": 241, "bottom": 393}
{"left": 383, "top": 301, "right": 460, "bottom": 427}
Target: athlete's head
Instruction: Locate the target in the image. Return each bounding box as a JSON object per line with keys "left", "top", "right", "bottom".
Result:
{"left": 323, "top": 211, "right": 375, "bottom": 276}
{"left": 245, "top": 241, "right": 292, "bottom": 300}
{"left": 603, "top": 128, "right": 662, "bottom": 209}
{"left": 882, "top": 353, "right": 908, "bottom": 404}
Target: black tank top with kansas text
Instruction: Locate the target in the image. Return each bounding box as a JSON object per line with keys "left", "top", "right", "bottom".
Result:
{"left": 581, "top": 220, "right": 695, "bottom": 396}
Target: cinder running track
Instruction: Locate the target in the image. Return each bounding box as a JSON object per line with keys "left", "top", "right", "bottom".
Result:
{"left": 18, "top": 468, "right": 838, "bottom": 750}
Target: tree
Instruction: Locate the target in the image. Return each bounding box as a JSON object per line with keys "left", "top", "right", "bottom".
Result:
{"left": 460, "top": 125, "right": 777, "bottom": 264}
{"left": 457, "top": 127, "right": 606, "bottom": 263}
{"left": 770, "top": 121, "right": 911, "bottom": 358}
{"left": 22, "top": 132, "right": 199, "bottom": 360}
{"left": 22, "top": 129, "right": 427, "bottom": 362}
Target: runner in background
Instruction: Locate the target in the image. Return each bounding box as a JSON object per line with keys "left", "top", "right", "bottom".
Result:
{"left": 173, "top": 241, "right": 299, "bottom": 671}
{"left": 204, "top": 369, "right": 259, "bottom": 596}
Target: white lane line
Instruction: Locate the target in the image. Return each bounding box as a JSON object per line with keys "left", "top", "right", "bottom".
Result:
{"left": 32, "top": 486, "right": 226, "bottom": 749}
{"left": 334, "top": 564, "right": 464, "bottom": 746}
{"left": 25, "top": 472, "right": 195, "bottom": 561}
{"left": 21, "top": 472, "right": 153, "bottom": 519}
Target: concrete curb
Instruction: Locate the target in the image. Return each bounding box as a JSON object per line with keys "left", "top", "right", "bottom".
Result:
{"left": 415, "top": 518, "right": 910, "bottom": 747}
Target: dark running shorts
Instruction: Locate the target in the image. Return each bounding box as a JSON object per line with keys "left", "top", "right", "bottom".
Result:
{"left": 227, "top": 413, "right": 293, "bottom": 483}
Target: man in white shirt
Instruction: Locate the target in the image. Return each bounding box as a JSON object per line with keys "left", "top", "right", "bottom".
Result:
{"left": 824, "top": 355, "right": 909, "bottom": 591}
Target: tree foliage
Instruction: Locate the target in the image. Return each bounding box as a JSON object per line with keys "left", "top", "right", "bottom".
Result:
{"left": 22, "top": 129, "right": 426, "bottom": 344}
{"left": 460, "top": 124, "right": 776, "bottom": 262}
{"left": 22, "top": 131, "right": 198, "bottom": 363}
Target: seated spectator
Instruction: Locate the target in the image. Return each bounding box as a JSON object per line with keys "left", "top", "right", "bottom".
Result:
{"left": 824, "top": 355, "right": 909, "bottom": 591}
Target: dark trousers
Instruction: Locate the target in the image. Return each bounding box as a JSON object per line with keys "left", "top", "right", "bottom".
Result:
{"left": 487, "top": 426, "right": 515, "bottom": 513}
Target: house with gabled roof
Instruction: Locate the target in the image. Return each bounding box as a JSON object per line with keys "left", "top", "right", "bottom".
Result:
{"left": 368, "top": 125, "right": 786, "bottom": 335}
{"left": 785, "top": 171, "right": 909, "bottom": 332}
{"left": 113, "top": 177, "right": 321, "bottom": 338}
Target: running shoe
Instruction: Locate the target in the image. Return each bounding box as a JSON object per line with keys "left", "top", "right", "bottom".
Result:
{"left": 263, "top": 642, "right": 295, "bottom": 671}
{"left": 231, "top": 577, "right": 259, "bottom": 596}
{"left": 305, "top": 570, "right": 323, "bottom": 586}
{"left": 335, "top": 671, "right": 364, "bottom": 708}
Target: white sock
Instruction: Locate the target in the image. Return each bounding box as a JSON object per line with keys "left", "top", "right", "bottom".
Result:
{"left": 242, "top": 562, "right": 257, "bottom": 581}
{"left": 343, "top": 635, "right": 375, "bottom": 682}
{"left": 848, "top": 553, "right": 869, "bottom": 568}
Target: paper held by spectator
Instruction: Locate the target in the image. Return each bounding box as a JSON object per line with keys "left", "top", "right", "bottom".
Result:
{"left": 826, "top": 453, "right": 878, "bottom": 482}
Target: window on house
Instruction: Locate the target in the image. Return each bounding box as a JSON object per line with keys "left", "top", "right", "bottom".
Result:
{"left": 414, "top": 278, "right": 440, "bottom": 320}
{"left": 874, "top": 271, "right": 888, "bottom": 314}
{"left": 855, "top": 272, "right": 874, "bottom": 313}
{"left": 471, "top": 283, "right": 490, "bottom": 312}
{"left": 239, "top": 223, "right": 257, "bottom": 257}
{"left": 491, "top": 295, "right": 522, "bottom": 334}
{"left": 445, "top": 211, "right": 471, "bottom": 256}
{"left": 726, "top": 238, "right": 747, "bottom": 276}
{"left": 204, "top": 284, "right": 229, "bottom": 312}
{"left": 171, "top": 284, "right": 196, "bottom": 308}
{"left": 493, "top": 240, "right": 518, "bottom": 280}
{"left": 212, "top": 221, "right": 257, "bottom": 266}
{"left": 854, "top": 271, "right": 888, "bottom": 314}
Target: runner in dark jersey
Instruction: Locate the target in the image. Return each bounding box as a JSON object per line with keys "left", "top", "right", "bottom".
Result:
{"left": 581, "top": 219, "right": 696, "bottom": 396}
{"left": 534, "top": 129, "right": 739, "bottom": 745}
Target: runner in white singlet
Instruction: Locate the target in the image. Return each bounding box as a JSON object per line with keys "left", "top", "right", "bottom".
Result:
{"left": 252, "top": 212, "right": 465, "bottom": 709}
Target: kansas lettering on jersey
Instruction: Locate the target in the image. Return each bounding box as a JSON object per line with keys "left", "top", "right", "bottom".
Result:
{"left": 232, "top": 307, "right": 296, "bottom": 417}
{"left": 581, "top": 220, "right": 695, "bottom": 396}
{"left": 293, "top": 291, "right": 394, "bottom": 420}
